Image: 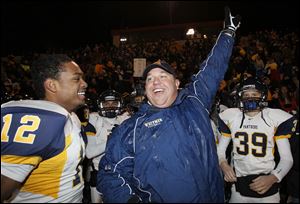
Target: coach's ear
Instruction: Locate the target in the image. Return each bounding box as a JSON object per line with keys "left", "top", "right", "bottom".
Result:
{"left": 175, "top": 79, "right": 180, "bottom": 90}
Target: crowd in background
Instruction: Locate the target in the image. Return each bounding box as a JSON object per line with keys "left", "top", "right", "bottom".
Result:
{"left": 1, "top": 28, "right": 299, "bottom": 203}
{"left": 1, "top": 29, "right": 299, "bottom": 115}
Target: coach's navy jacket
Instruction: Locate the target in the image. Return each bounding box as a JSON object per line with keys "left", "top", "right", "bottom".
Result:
{"left": 97, "top": 32, "right": 234, "bottom": 203}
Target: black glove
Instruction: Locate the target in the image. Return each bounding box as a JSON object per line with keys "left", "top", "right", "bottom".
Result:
{"left": 223, "top": 6, "right": 241, "bottom": 37}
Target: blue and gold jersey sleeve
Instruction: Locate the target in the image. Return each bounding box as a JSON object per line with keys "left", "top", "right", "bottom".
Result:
{"left": 217, "top": 115, "right": 231, "bottom": 138}
{"left": 83, "top": 122, "right": 96, "bottom": 137}
{"left": 80, "top": 122, "right": 96, "bottom": 145}
{"left": 274, "top": 116, "right": 295, "bottom": 140}
{"left": 1, "top": 105, "right": 67, "bottom": 165}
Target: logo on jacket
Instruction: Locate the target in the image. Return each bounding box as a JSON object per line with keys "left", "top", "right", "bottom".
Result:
{"left": 144, "top": 118, "right": 163, "bottom": 128}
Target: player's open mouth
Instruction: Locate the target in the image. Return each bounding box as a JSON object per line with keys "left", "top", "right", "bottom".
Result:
{"left": 78, "top": 91, "right": 86, "bottom": 99}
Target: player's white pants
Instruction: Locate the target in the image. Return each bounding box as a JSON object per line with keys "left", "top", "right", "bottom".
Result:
{"left": 229, "top": 184, "right": 280, "bottom": 203}
{"left": 91, "top": 187, "right": 102, "bottom": 203}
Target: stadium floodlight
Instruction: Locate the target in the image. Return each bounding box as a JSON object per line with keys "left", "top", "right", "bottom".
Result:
{"left": 186, "top": 28, "right": 195, "bottom": 36}
{"left": 120, "top": 37, "right": 127, "bottom": 42}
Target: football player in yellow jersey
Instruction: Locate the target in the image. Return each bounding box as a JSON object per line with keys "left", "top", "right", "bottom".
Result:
{"left": 1, "top": 54, "right": 88, "bottom": 202}
{"left": 217, "top": 77, "right": 294, "bottom": 203}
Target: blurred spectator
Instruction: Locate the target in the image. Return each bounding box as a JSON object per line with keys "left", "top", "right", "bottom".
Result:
{"left": 278, "top": 84, "right": 298, "bottom": 114}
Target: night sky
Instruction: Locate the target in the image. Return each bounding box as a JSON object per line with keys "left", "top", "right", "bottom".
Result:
{"left": 1, "top": 1, "right": 299, "bottom": 55}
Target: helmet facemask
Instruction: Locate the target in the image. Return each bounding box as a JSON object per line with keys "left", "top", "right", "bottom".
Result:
{"left": 237, "top": 77, "right": 268, "bottom": 112}
{"left": 238, "top": 88, "right": 267, "bottom": 112}
{"left": 99, "top": 100, "right": 121, "bottom": 118}
{"left": 97, "top": 90, "right": 123, "bottom": 118}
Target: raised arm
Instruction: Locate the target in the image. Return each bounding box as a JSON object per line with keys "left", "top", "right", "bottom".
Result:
{"left": 188, "top": 7, "right": 241, "bottom": 109}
